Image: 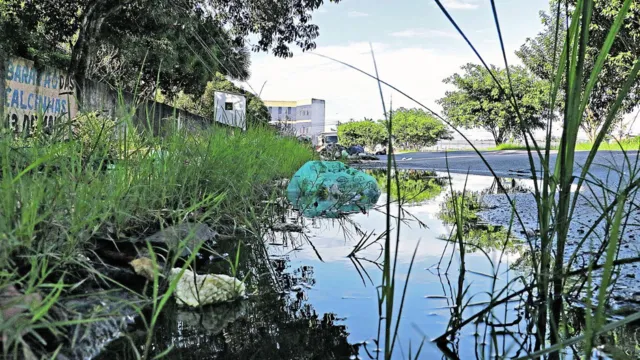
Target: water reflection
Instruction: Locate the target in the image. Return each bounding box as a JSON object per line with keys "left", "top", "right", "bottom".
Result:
{"left": 98, "top": 171, "right": 639, "bottom": 359}
{"left": 97, "top": 238, "right": 356, "bottom": 359}
{"left": 368, "top": 169, "right": 447, "bottom": 204}
{"left": 438, "top": 190, "right": 521, "bottom": 255}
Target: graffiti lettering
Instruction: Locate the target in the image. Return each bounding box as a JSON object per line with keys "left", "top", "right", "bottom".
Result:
{"left": 4, "top": 57, "right": 77, "bottom": 136}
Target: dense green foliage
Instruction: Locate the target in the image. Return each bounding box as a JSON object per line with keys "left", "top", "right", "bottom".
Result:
{"left": 388, "top": 108, "right": 452, "bottom": 149}
{"left": 1, "top": 0, "right": 340, "bottom": 97}
{"left": 1, "top": 116, "right": 312, "bottom": 256}
{"left": 336, "top": 120, "right": 387, "bottom": 148}
{"left": 171, "top": 73, "right": 271, "bottom": 124}
{"left": 517, "top": 0, "right": 640, "bottom": 141}
{"left": 337, "top": 108, "right": 451, "bottom": 150}
{"left": 0, "top": 113, "right": 313, "bottom": 357}
{"left": 438, "top": 64, "right": 548, "bottom": 145}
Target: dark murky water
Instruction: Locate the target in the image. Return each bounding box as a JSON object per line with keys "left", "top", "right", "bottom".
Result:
{"left": 97, "top": 171, "right": 639, "bottom": 360}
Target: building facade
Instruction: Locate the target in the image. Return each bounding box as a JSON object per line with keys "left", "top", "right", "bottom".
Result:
{"left": 264, "top": 99, "right": 325, "bottom": 143}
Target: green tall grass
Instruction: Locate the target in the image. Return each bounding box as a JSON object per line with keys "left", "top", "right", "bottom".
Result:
{"left": 0, "top": 106, "right": 312, "bottom": 358}
{"left": 575, "top": 136, "right": 640, "bottom": 151}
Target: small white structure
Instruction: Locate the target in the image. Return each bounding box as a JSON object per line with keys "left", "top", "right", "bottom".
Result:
{"left": 213, "top": 91, "right": 247, "bottom": 130}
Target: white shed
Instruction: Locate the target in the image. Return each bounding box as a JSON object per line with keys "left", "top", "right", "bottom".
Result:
{"left": 213, "top": 91, "right": 247, "bottom": 130}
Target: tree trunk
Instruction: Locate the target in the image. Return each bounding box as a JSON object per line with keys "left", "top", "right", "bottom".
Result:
{"left": 490, "top": 128, "right": 506, "bottom": 146}
{"left": 582, "top": 107, "right": 599, "bottom": 143}
{"left": 69, "top": 1, "right": 127, "bottom": 81}
{"left": 69, "top": 1, "right": 99, "bottom": 80}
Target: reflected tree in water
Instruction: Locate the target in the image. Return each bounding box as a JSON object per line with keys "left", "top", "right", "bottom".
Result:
{"left": 438, "top": 190, "right": 521, "bottom": 255}
{"left": 368, "top": 169, "right": 447, "bottom": 204}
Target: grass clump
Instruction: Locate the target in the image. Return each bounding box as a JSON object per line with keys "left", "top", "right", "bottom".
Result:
{"left": 488, "top": 142, "right": 559, "bottom": 151}
{"left": 0, "top": 111, "right": 313, "bottom": 358}
{"left": 575, "top": 136, "right": 640, "bottom": 151}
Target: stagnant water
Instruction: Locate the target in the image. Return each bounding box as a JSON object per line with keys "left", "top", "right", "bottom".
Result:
{"left": 97, "top": 171, "right": 639, "bottom": 360}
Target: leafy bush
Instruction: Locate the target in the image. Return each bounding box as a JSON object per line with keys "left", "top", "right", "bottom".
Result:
{"left": 337, "top": 119, "right": 387, "bottom": 148}
{"left": 387, "top": 108, "right": 452, "bottom": 149}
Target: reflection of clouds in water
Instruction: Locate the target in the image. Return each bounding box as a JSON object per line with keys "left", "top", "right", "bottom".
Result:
{"left": 269, "top": 187, "right": 525, "bottom": 265}
{"left": 261, "top": 171, "right": 537, "bottom": 359}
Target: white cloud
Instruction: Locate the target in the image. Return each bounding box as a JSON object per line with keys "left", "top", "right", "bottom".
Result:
{"left": 242, "top": 42, "right": 522, "bottom": 137}
{"left": 391, "top": 28, "right": 458, "bottom": 39}
{"left": 441, "top": 0, "right": 480, "bottom": 10}
{"left": 347, "top": 11, "right": 369, "bottom": 18}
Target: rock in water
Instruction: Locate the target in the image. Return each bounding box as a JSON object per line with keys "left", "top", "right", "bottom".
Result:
{"left": 286, "top": 161, "right": 381, "bottom": 218}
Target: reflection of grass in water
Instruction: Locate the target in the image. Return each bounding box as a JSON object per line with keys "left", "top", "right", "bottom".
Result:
{"left": 438, "top": 191, "right": 482, "bottom": 227}
{"left": 439, "top": 191, "right": 521, "bottom": 255}
{"left": 369, "top": 169, "right": 446, "bottom": 204}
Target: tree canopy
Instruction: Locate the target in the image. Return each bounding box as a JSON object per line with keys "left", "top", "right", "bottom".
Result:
{"left": 337, "top": 120, "right": 387, "bottom": 148}
{"left": 337, "top": 108, "right": 451, "bottom": 150}
{"left": 438, "top": 64, "right": 547, "bottom": 145}
{"left": 516, "top": 0, "right": 640, "bottom": 141}
{"left": 2, "top": 0, "right": 340, "bottom": 98}
{"left": 388, "top": 108, "right": 452, "bottom": 149}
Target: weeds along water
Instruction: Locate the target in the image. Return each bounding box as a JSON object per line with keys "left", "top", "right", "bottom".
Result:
{"left": 0, "top": 111, "right": 313, "bottom": 359}
{"left": 306, "top": 0, "right": 640, "bottom": 358}
{"left": 3, "top": 0, "right": 640, "bottom": 358}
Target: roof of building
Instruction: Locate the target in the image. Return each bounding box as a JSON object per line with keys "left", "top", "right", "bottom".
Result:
{"left": 264, "top": 98, "right": 325, "bottom": 107}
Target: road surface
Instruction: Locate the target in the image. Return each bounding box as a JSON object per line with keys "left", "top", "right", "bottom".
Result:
{"left": 369, "top": 150, "right": 638, "bottom": 180}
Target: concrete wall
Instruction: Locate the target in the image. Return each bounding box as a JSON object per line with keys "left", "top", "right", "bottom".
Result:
{"left": 3, "top": 55, "right": 211, "bottom": 136}
{"left": 77, "top": 78, "right": 209, "bottom": 136}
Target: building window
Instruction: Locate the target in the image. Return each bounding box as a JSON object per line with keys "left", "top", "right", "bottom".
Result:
{"left": 278, "top": 107, "right": 282, "bottom": 114}
{"left": 225, "top": 102, "right": 233, "bottom": 110}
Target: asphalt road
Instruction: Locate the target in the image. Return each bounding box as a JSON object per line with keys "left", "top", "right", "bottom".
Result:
{"left": 371, "top": 150, "right": 639, "bottom": 180}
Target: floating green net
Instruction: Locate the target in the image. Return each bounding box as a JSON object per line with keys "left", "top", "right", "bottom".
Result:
{"left": 286, "top": 161, "right": 381, "bottom": 218}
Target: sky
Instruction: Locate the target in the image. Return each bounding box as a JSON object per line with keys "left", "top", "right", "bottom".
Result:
{"left": 233, "top": 0, "right": 633, "bottom": 140}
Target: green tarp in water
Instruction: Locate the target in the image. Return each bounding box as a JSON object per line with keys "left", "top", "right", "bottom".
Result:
{"left": 287, "top": 161, "right": 381, "bottom": 218}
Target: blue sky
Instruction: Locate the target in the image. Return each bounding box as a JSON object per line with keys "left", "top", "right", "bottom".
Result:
{"left": 239, "top": 0, "right": 553, "bottom": 139}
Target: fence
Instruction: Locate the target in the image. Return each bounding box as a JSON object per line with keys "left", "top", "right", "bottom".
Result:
{"left": 421, "top": 139, "right": 496, "bottom": 152}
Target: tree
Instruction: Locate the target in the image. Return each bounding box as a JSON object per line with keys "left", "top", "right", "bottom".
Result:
{"left": 209, "top": 0, "right": 342, "bottom": 58}
{"left": 388, "top": 108, "right": 452, "bottom": 149}
{"left": 438, "top": 64, "right": 547, "bottom": 145}
{"left": 2, "top": 0, "right": 251, "bottom": 98}
{"left": 85, "top": 1, "right": 252, "bottom": 98}
{"left": 4, "top": 0, "right": 340, "bottom": 92}
{"left": 171, "top": 73, "right": 271, "bottom": 125}
{"left": 337, "top": 120, "right": 387, "bottom": 148}
{"left": 516, "top": 0, "right": 640, "bottom": 142}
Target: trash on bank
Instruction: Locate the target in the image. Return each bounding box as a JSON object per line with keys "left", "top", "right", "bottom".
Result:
{"left": 130, "top": 258, "right": 246, "bottom": 307}
{"left": 286, "top": 161, "right": 381, "bottom": 218}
